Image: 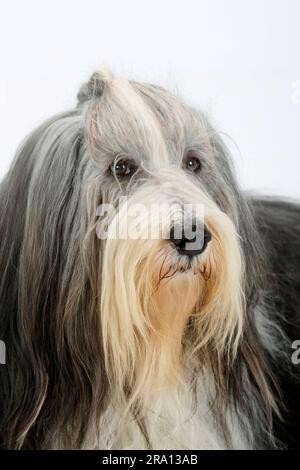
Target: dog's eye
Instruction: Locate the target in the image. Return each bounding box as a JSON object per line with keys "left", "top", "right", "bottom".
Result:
{"left": 110, "top": 159, "right": 137, "bottom": 178}
{"left": 184, "top": 153, "right": 202, "bottom": 173}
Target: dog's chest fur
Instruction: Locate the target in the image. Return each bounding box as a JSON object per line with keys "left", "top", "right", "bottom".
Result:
{"left": 84, "top": 376, "right": 248, "bottom": 450}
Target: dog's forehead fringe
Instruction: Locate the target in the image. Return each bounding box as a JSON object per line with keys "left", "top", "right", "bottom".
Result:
{"left": 85, "top": 70, "right": 200, "bottom": 166}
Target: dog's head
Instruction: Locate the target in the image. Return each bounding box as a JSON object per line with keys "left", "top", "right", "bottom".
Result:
{"left": 81, "top": 71, "right": 246, "bottom": 401}
{"left": 0, "top": 70, "right": 276, "bottom": 448}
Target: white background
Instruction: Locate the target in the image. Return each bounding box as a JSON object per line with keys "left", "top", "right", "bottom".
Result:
{"left": 0, "top": 0, "right": 299, "bottom": 198}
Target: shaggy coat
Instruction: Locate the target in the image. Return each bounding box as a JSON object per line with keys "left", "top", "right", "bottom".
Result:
{"left": 0, "top": 71, "right": 299, "bottom": 449}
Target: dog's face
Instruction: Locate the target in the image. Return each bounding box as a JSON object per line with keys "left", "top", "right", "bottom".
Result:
{"left": 0, "top": 69, "right": 278, "bottom": 449}
{"left": 80, "top": 71, "right": 245, "bottom": 406}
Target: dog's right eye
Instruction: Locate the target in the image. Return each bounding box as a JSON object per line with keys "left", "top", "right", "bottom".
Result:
{"left": 183, "top": 151, "right": 202, "bottom": 173}
{"left": 110, "top": 159, "right": 138, "bottom": 178}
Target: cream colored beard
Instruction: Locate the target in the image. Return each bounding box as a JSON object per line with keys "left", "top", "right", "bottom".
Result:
{"left": 97, "top": 171, "right": 245, "bottom": 449}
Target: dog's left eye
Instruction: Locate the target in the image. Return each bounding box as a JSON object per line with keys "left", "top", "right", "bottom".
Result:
{"left": 110, "top": 159, "right": 138, "bottom": 178}
{"left": 184, "top": 153, "right": 202, "bottom": 173}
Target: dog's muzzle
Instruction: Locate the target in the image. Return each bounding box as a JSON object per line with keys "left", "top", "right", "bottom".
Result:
{"left": 168, "top": 221, "right": 212, "bottom": 257}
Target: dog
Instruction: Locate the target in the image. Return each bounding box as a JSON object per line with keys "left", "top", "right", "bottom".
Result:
{"left": 0, "top": 70, "right": 299, "bottom": 450}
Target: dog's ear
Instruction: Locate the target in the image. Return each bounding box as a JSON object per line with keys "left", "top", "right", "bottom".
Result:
{"left": 210, "top": 132, "right": 263, "bottom": 298}
{"left": 77, "top": 69, "right": 113, "bottom": 105}
{"left": 0, "top": 109, "right": 108, "bottom": 449}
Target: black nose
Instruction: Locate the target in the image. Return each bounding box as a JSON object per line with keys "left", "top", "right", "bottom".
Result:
{"left": 169, "top": 222, "right": 212, "bottom": 257}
